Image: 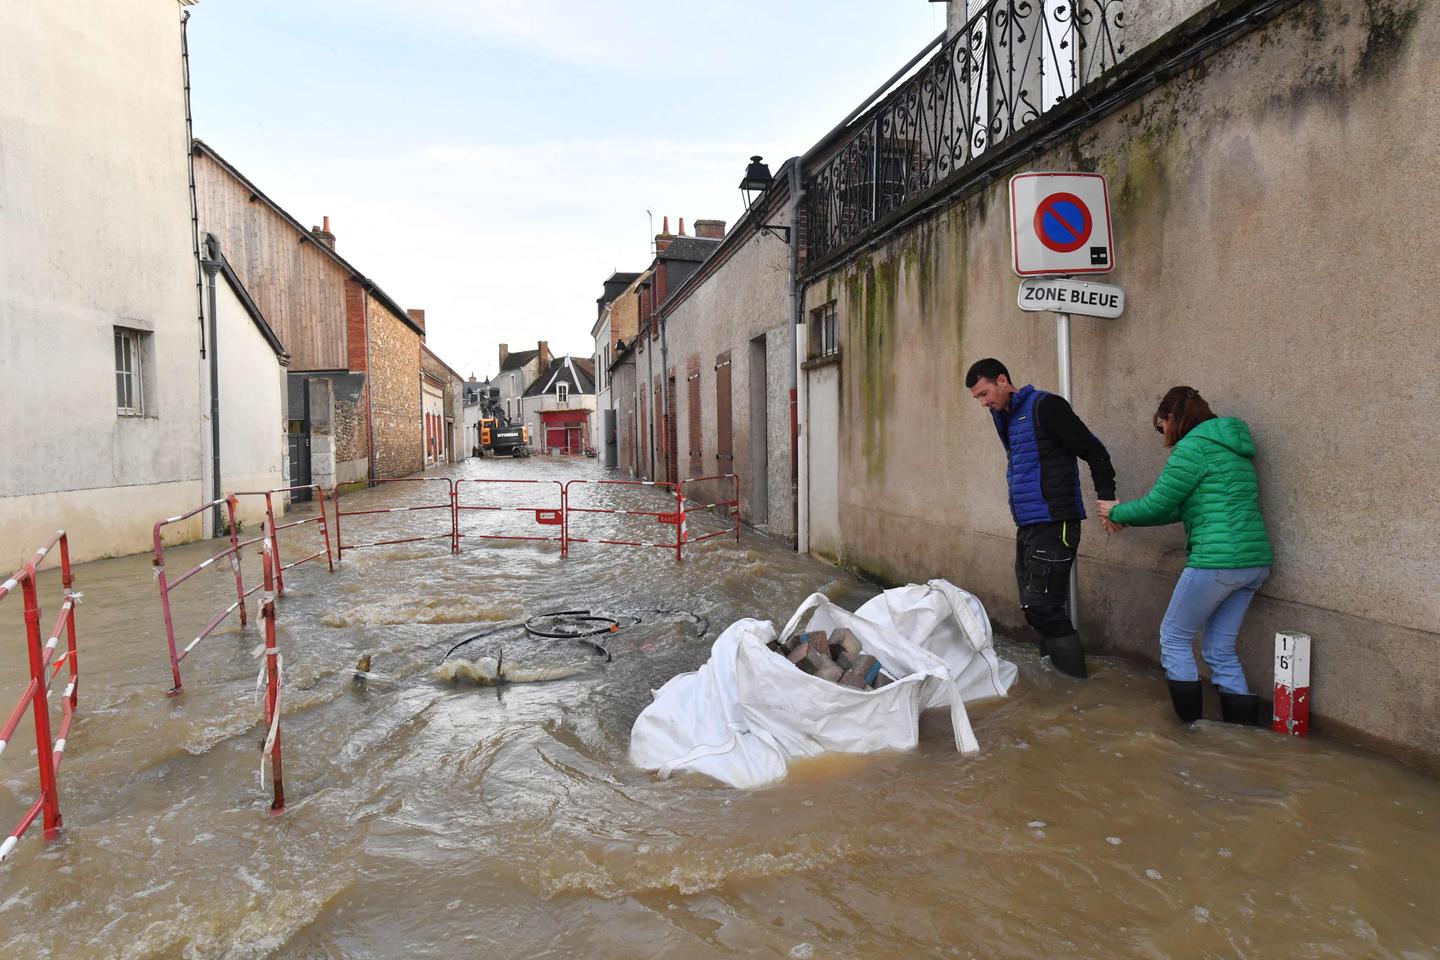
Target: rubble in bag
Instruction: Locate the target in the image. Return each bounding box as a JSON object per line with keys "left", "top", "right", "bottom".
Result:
{"left": 766, "top": 626, "right": 896, "bottom": 691}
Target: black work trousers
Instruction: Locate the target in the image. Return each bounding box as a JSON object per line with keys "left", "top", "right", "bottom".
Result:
{"left": 1014, "top": 520, "right": 1081, "bottom": 638}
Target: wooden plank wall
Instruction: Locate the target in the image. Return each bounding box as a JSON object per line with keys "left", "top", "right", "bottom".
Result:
{"left": 194, "top": 153, "right": 348, "bottom": 371}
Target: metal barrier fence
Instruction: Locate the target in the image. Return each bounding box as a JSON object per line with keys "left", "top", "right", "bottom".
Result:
{"left": 153, "top": 495, "right": 259, "bottom": 694}
{"left": 257, "top": 525, "right": 285, "bottom": 811}
{"left": 455, "top": 478, "right": 565, "bottom": 554}
{"left": 678, "top": 474, "right": 742, "bottom": 546}
{"left": 334, "top": 477, "right": 458, "bottom": 559}
{"left": 232, "top": 485, "right": 333, "bottom": 595}
{"left": 562, "top": 479, "right": 684, "bottom": 561}
{"left": 0, "top": 531, "right": 81, "bottom": 861}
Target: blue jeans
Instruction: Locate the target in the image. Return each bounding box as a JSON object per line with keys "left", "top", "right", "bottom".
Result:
{"left": 1158, "top": 566, "right": 1270, "bottom": 694}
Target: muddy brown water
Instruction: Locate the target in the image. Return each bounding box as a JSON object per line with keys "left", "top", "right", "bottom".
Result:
{"left": 1, "top": 458, "right": 1438, "bottom": 959}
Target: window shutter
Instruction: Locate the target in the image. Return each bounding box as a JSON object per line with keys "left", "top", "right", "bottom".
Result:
{"left": 715, "top": 352, "right": 732, "bottom": 464}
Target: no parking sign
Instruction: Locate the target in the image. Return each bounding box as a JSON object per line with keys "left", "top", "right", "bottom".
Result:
{"left": 1009, "top": 172, "right": 1115, "bottom": 276}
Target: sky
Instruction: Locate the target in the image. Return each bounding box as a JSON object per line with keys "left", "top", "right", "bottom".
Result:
{"left": 187, "top": 1, "right": 947, "bottom": 380}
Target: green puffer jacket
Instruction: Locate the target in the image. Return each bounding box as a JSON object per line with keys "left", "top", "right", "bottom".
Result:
{"left": 1108, "top": 417, "right": 1274, "bottom": 569}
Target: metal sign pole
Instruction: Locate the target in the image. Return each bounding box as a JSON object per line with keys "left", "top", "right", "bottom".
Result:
{"left": 1056, "top": 310, "right": 1081, "bottom": 631}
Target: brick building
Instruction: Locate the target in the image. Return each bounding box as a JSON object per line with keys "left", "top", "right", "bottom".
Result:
{"left": 195, "top": 140, "right": 426, "bottom": 487}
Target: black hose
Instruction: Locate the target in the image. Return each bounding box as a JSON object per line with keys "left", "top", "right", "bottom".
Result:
{"left": 442, "top": 607, "right": 708, "bottom": 663}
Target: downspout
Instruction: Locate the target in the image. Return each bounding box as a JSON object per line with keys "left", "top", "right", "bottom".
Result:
{"left": 645, "top": 298, "right": 655, "bottom": 480}
{"left": 789, "top": 161, "right": 807, "bottom": 554}
{"left": 181, "top": 10, "right": 204, "bottom": 362}
{"left": 202, "top": 236, "right": 223, "bottom": 537}
{"left": 659, "top": 304, "right": 670, "bottom": 482}
{"left": 363, "top": 289, "right": 377, "bottom": 483}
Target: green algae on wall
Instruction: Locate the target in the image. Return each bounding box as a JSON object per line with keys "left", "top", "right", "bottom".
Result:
{"left": 843, "top": 255, "right": 899, "bottom": 478}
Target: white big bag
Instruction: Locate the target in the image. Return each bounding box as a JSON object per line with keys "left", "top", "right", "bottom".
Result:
{"left": 629, "top": 580, "right": 1016, "bottom": 789}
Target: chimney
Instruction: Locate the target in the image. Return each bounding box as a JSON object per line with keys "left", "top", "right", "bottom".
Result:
{"left": 499, "top": 343, "right": 509, "bottom": 367}
{"left": 310, "top": 214, "right": 336, "bottom": 250}
{"left": 538, "top": 340, "right": 552, "bottom": 371}
{"left": 407, "top": 308, "right": 426, "bottom": 339}
{"left": 678, "top": 217, "right": 686, "bottom": 236}
{"left": 695, "top": 219, "right": 726, "bottom": 239}
{"left": 655, "top": 215, "right": 673, "bottom": 254}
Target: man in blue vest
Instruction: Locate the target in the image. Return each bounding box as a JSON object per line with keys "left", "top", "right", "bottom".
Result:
{"left": 966, "top": 358, "right": 1117, "bottom": 678}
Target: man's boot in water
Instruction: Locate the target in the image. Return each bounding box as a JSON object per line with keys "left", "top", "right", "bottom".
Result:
{"left": 1046, "top": 632, "right": 1088, "bottom": 678}
{"left": 1218, "top": 689, "right": 1260, "bottom": 726}
{"left": 1167, "top": 679, "right": 1203, "bottom": 724}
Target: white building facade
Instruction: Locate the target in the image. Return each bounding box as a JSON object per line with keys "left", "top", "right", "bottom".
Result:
{"left": 0, "top": 0, "right": 208, "bottom": 565}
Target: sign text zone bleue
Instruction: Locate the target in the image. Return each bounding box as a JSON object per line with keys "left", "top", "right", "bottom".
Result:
{"left": 1017, "top": 277, "right": 1125, "bottom": 319}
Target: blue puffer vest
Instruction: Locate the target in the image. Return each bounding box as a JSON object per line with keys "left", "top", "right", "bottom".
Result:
{"left": 991, "top": 385, "right": 1084, "bottom": 526}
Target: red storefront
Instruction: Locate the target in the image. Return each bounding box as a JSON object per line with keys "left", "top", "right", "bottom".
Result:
{"left": 540, "top": 409, "right": 588, "bottom": 454}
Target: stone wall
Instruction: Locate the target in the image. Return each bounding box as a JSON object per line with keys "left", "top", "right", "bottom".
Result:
{"left": 808, "top": 0, "right": 1440, "bottom": 765}
{"left": 367, "top": 298, "right": 422, "bottom": 479}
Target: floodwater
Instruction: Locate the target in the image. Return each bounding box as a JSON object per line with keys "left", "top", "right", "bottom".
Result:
{"left": 2, "top": 457, "right": 1439, "bottom": 959}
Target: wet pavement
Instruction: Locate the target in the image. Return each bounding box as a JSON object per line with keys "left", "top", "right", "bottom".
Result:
{"left": 1, "top": 457, "right": 1438, "bottom": 959}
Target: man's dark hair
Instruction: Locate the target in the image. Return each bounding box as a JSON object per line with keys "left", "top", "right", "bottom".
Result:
{"left": 965, "top": 358, "right": 1010, "bottom": 389}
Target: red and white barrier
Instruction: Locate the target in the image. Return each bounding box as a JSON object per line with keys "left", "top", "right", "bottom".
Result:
{"left": 678, "top": 473, "right": 741, "bottom": 546}
{"left": 333, "top": 477, "right": 458, "bottom": 559}
{"left": 154, "top": 487, "right": 334, "bottom": 692}
{"left": 153, "top": 494, "right": 260, "bottom": 693}
{"left": 454, "top": 478, "right": 566, "bottom": 554}
{"left": 562, "top": 479, "right": 685, "bottom": 561}
{"left": 257, "top": 527, "right": 285, "bottom": 811}
{"left": 0, "top": 531, "right": 81, "bottom": 862}
{"left": 1272, "top": 631, "right": 1311, "bottom": 737}
{"left": 231, "top": 485, "right": 334, "bottom": 595}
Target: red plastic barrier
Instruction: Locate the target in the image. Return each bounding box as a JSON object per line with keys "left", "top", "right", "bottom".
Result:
{"left": 333, "top": 477, "right": 458, "bottom": 559}
{"left": 153, "top": 495, "right": 261, "bottom": 694}
{"left": 0, "top": 531, "right": 81, "bottom": 861}
{"left": 679, "top": 473, "right": 742, "bottom": 546}
{"left": 562, "top": 479, "right": 684, "bottom": 561}
{"left": 231, "top": 485, "right": 333, "bottom": 595}
{"left": 454, "top": 478, "right": 565, "bottom": 554}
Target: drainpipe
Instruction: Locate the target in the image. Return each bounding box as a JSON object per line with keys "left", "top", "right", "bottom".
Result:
{"left": 201, "top": 236, "right": 223, "bottom": 537}
{"left": 180, "top": 11, "right": 204, "bottom": 363}
{"left": 789, "top": 161, "right": 807, "bottom": 554}
{"left": 659, "top": 306, "right": 670, "bottom": 482}
{"left": 362, "top": 289, "right": 377, "bottom": 483}
{"left": 644, "top": 297, "right": 655, "bottom": 480}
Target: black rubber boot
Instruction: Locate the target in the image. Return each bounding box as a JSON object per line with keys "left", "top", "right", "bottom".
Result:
{"left": 1167, "top": 679, "right": 1203, "bottom": 724}
{"left": 1046, "top": 633, "right": 1088, "bottom": 678}
{"left": 1218, "top": 690, "right": 1260, "bottom": 726}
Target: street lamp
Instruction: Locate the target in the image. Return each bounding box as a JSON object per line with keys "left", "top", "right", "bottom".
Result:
{"left": 740, "top": 155, "right": 773, "bottom": 208}
{"left": 739, "top": 155, "right": 791, "bottom": 244}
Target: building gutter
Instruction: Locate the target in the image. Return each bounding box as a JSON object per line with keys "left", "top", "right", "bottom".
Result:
{"left": 789, "top": 161, "right": 805, "bottom": 553}
{"left": 181, "top": 10, "right": 205, "bottom": 364}
{"left": 363, "top": 289, "right": 377, "bottom": 483}
{"left": 201, "top": 242, "right": 224, "bottom": 537}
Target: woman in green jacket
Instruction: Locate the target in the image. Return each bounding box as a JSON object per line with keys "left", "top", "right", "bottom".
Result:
{"left": 1099, "top": 387, "right": 1274, "bottom": 725}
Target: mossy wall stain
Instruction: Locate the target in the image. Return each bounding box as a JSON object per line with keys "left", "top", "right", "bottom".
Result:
{"left": 842, "top": 256, "right": 898, "bottom": 479}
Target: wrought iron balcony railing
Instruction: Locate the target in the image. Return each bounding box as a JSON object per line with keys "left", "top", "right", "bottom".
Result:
{"left": 802, "top": 0, "right": 1125, "bottom": 270}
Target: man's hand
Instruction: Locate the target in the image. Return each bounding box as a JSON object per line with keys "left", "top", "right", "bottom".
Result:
{"left": 1100, "top": 517, "right": 1125, "bottom": 535}
{"left": 1096, "top": 499, "right": 1117, "bottom": 519}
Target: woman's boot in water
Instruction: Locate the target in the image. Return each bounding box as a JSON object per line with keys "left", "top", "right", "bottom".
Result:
{"left": 1046, "top": 633, "right": 1088, "bottom": 678}
{"left": 1218, "top": 689, "right": 1260, "bottom": 725}
{"left": 1167, "top": 679, "right": 1203, "bottom": 724}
